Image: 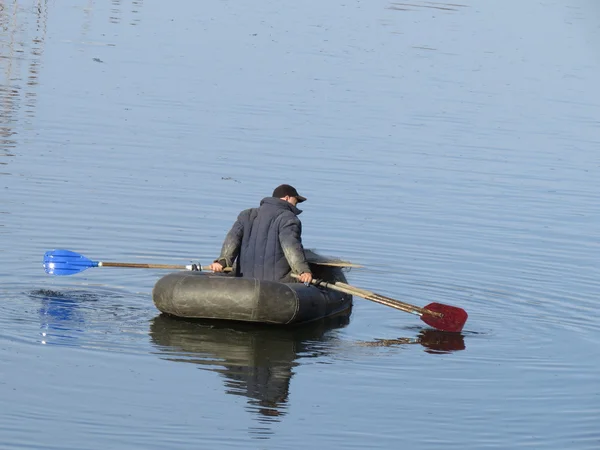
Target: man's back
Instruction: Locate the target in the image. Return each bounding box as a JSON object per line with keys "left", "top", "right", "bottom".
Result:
{"left": 210, "top": 184, "right": 313, "bottom": 285}
{"left": 236, "top": 197, "right": 309, "bottom": 282}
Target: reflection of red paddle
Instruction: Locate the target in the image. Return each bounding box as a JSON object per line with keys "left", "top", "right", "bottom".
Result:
{"left": 359, "top": 329, "right": 466, "bottom": 353}
{"left": 294, "top": 276, "right": 468, "bottom": 333}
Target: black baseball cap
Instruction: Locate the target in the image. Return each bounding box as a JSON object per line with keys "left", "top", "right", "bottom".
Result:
{"left": 272, "top": 184, "right": 307, "bottom": 203}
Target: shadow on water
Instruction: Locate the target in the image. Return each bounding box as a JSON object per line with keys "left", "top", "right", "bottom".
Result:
{"left": 108, "top": 0, "right": 144, "bottom": 26}
{"left": 0, "top": 0, "right": 48, "bottom": 158}
{"left": 0, "top": 0, "right": 144, "bottom": 164}
{"left": 149, "top": 312, "right": 352, "bottom": 428}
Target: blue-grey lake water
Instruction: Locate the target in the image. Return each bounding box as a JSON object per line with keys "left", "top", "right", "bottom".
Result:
{"left": 1, "top": 0, "right": 599, "bottom": 448}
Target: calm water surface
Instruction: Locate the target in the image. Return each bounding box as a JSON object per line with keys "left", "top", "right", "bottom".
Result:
{"left": 1, "top": 0, "right": 599, "bottom": 449}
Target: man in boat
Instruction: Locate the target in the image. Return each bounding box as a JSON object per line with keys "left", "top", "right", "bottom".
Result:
{"left": 209, "top": 184, "right": 313, "bottom": 284}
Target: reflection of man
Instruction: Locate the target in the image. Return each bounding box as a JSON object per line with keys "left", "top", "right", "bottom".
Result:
{"left": 149, "top": 314, "right": 352, "bottom": 424}
{"left": 259, "top": 402, "right": 285, "bottom": 418}
{"left": 224, "top": 362, "right": 292, "bottom": 420}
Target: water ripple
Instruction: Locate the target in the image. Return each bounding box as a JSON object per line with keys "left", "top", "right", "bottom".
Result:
{"left": 0, "top": 284, "right": 155, "bottom": 353}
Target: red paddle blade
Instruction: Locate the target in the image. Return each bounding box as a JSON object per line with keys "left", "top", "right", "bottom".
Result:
{"left": 420, "top": 303, "right": 468, "bottom": 333}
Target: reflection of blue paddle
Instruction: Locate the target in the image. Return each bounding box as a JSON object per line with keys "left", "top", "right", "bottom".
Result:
{"left": 43, "top": 249, "right": 210, "bottom": 276}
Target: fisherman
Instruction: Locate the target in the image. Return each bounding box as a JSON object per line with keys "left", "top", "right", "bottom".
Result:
{"left": 209, "top": 184, "right": 313, "bottom": 284}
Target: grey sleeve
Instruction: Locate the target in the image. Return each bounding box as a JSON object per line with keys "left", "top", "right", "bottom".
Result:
{"left": 279, "top": 216, "right": 311, "bottom": 275}
{"left": 215, "top": 214, "right": 244, "bottom": 267}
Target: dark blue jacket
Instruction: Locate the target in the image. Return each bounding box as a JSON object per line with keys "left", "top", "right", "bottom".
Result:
{"left": 214, "top": 197, "right": 311, "bottom": 282}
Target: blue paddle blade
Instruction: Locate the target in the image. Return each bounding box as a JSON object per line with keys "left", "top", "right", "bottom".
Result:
{"left": 43, "top": 250, "right": 98, "bottom": 276}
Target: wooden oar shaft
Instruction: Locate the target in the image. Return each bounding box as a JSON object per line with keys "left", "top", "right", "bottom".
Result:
{"left": 334, "top": 283, "right": 414, "bottom": 314}
{"left": 304, "top": 249, "right": 362, "bottom": 268}
{"left": 101, "top": 259, "right": 356, "bottom": 270}
{"left": 291, "top": 275, "right": 439, "bottom": 317}
{"left": 100, "top": 262, "right": 235, "bottom": 273}
{"left": 101, "top": 261, "right": 234, "bottom": 272}
{"left": 101, "top": 262, "right": 190, "bottom": 269}
{"left": 333, "top": 281, "right": 442, "bottom": 318}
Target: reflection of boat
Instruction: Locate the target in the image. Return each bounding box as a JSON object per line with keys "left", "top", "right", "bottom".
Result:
{"left": 149, "top": 311, "right": 351, "bottom": 421}
{"left": 359, "top": 329, "right": 466, "bottom": 353}
{"left": 152, "top": 264, "right": 352, "bottom": 324}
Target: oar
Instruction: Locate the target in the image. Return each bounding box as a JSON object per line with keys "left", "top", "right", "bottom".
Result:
{"left": 42, "top": 249, "right": 229, "bottom": 276}
{"left": 42, "top": 249, "right": 357, "bottom": 276}
{"left": 304, "top": 249, "right": 362, "bottom": 268}
{"left": 292, "top": 275, "right": 468, "bottom": 332}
